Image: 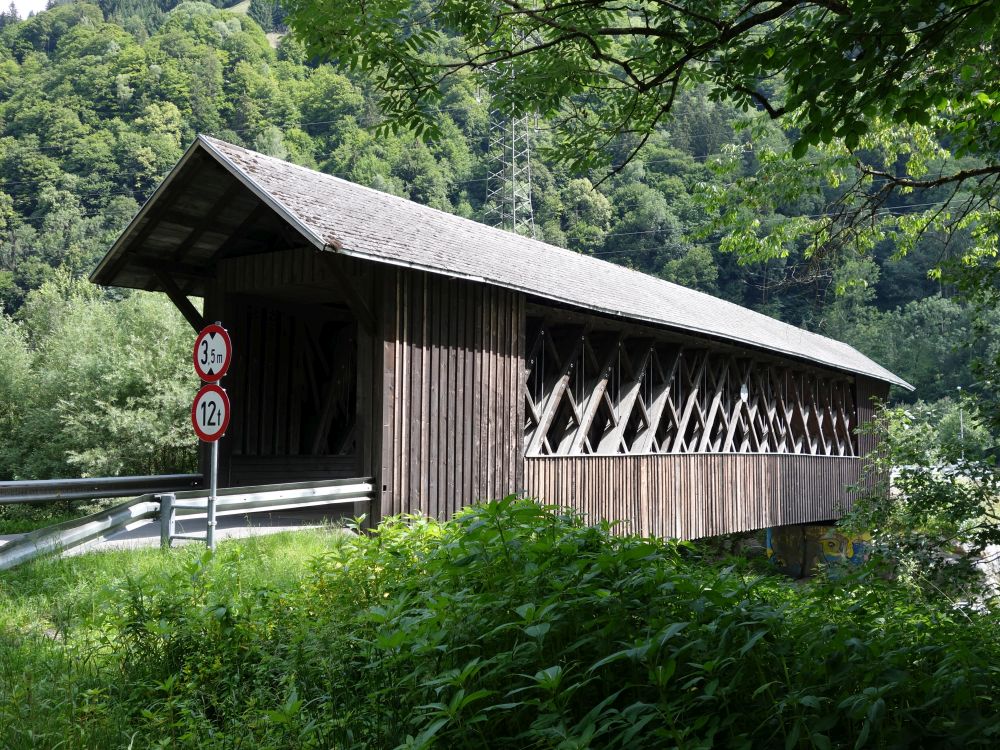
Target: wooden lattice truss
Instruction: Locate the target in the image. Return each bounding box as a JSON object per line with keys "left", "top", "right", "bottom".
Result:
{"left": 524, "top": 314, "right": 858, "bottom": 457}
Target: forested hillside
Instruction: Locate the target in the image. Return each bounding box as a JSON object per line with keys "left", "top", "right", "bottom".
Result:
{"left": 0, "top": 0, "right": 994, "bottom": 479}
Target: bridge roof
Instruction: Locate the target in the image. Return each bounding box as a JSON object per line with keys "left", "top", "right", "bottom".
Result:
{"left": 92, "top": 135, "right": 910, "bottom": 388}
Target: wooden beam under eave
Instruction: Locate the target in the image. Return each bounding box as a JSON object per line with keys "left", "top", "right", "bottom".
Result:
{"left": 155, "top": 270, "right": 205, "bottom": 332}
{"left": 171, "top": 182, "right": 248, "bottom": 263}
{"left": 133, "top": 256, "right": 214, "bottom": 280}
{"left": 205, "top": 201, "right": 274, "bottom": 264}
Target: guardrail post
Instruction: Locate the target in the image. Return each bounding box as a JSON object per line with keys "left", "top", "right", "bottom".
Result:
{"left": 157, "top": 493, "right": 176, "bottom": 549}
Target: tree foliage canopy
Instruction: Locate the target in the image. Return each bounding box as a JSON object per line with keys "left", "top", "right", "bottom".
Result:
{"left": 283, "top": 1, "right": 1000, "bottom": 173}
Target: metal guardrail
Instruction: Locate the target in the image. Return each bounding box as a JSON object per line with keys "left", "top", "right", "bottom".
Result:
{"left": 0, "top": 477, "right": 373, "bottom": 571}
{"left": 0, "top": 474, "right": 204, "bottom": 505}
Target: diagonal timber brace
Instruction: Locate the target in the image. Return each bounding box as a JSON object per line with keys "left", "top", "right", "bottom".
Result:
{"left": 522, "top": 314, "right": 860, "bottom": 458}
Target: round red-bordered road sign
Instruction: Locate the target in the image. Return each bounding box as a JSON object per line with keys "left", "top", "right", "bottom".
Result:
{"left": 191, "top": 383, "right": 231, "bottom": 442}
{"left": 193, "top": 324, "right": 232, "bottom": 382}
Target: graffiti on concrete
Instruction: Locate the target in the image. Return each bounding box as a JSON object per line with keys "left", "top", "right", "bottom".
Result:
{"left": 767, "top": 525, "right": 872, "bottom": 578}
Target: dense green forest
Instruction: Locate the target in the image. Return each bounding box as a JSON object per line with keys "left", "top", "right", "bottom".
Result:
{"left": 0, "top": 0, "right": 995, "bottom": 480}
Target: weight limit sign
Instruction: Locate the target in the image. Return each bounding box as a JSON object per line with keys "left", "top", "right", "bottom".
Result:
{"left": 191, "top": 383, "right": 231, "bottom": 442}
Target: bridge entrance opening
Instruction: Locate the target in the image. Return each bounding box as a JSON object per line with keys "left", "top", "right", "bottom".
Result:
{"left": 221, "top": 295, "right": 361, "bottom": 487}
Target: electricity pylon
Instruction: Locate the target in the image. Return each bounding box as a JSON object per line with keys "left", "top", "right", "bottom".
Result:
{"left": 483, "top": 53, "right": 535, "bottom": 237}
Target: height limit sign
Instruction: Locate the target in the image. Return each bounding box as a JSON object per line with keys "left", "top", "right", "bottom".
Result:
{"left": 193, "top": 323, "right": 232, "bottom": 382}
{"left": 191, "top": 323, "right": 232, "bottom": 443}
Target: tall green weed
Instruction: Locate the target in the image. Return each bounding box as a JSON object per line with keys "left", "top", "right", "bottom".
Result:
{"left": 60, "top": 499, "right": 1000, "bottom": 749}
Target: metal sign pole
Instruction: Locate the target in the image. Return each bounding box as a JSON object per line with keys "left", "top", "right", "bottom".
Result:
{"left": 190, "top": 321, "right": 231, "bottom": 553}
{"left": 207, "top": 439, "right": 218, "bottom": 551}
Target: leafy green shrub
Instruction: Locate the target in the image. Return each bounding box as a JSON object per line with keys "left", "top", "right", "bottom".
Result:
{"left": 82, "top": 499, "right": 1000, "bottom": 749}
{"left": 844, "top": 406, "right": 1000, "bottom": 600}
{"left": 0, "top": 274, "right": 198, "bottom": 480}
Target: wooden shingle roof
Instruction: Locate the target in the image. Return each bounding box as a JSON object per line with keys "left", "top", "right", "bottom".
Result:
{"left": 92, "top": 135, "right": 910, "bottom": 388}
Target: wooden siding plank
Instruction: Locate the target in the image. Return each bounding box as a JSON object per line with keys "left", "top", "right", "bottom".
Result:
{"left": 274, "top": 311, "right": 291, "bottom": 455}
{"left": 472, "top": 285, "right": 484, "bottom": 501}
{"left": 464, "top": 284, "right": 476, "bottom": 508}
{"left": 522, "top": 454, "right": 861, "bottom": 540}
{"left": 427, "top": 275, "right": 441, "bottom": 517}
{"left": 514, "top": 292, "right": 526, "bottom": 491}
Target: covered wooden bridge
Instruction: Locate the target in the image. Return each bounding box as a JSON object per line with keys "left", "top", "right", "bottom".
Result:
{"left": 90, "top": 136, "right": 910, "bottom": 539}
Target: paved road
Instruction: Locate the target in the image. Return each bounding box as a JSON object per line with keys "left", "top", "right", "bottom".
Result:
{"left": 0, "top": 507, "right": 353, "bottom": 557}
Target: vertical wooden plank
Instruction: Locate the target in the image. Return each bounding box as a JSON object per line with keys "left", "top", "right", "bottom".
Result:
{"left": 463, "top": 283, "right": 476, "bottom": 510}
{"left": 453, "top": 281, "right": 466, "bottom": 517}
{"left": 427, "top": 275, "right": 441, "bottom": 518}
{"left": 480, "top": 285, "right": 492, "bottom": 500}
{"left": 498, "top": 289, "right": 512, "bottom": 497}
{"left": 261, "top": 308, "right": 278, "bottom": 456}
{"left": 408, "top": 271, "right": 421, "bottom": 514}
{"left": 514, "top": 293, "right": 527, "bottom": 493}
{"left": 379, "top": 268, "right": 397, "bottom": 519}
{"left": 435, "top": 279, "right": 452, "bottom": 518}
{"left": 444, "top": 279, "right": 457, "bottom": 516}
{"left": 229, "top": 296, "right": 247, "bottom": 457}
{"left": 501, "top": 290, "right": 511, "bottom": 494}
{"left": 472, "top": 285, "right": 484, "bottom": 501}
{"left": 490, "top": 286, "right": 501, "bottom": 499}
{"left": 274, "top": 311, "right": 291, "bottom": 456}
{"left": 402, "top": 272, "right": 415, "bottom": 513}
{"left": 439, "top": 275, "right": 451, "bottom": 518}
{"left": 418, "top": 273, "right": 432, "bottom": 515}
{"left": 479, "top": 286, "right": 489, "bottom": 500}
{"left": 395, "top": 270, "right": 406, "bottom": 516}
{"left": 245, "top": 303, "right": 262, "bottom": 456}
{"left": 438, "top": 276, "right": 451, "bottom": 518}
{"left": 402, "top": 270, "right": 417, "bottom": 514}
{"left": 288, "top": 323, "right": 303, "bottom": 456}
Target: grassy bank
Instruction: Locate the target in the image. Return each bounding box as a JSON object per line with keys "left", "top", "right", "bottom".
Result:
{"left": 1, "top": 500, "right": 999, "bottom": 748}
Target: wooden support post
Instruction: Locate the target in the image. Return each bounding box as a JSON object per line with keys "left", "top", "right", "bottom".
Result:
{"left": 721, "top": 362, "right": 752, "bottom": 453}
{"left": 154, "top": 270, "right": 205, "bottom": 332}
{"left": 672, "top": 353, "right": 707, "bottom": 453}
{"left": 634, "top": 349, "right": 679, "bottom": 454}
{"left": 697, "top": 356, "right": 730, "bottom": 452}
